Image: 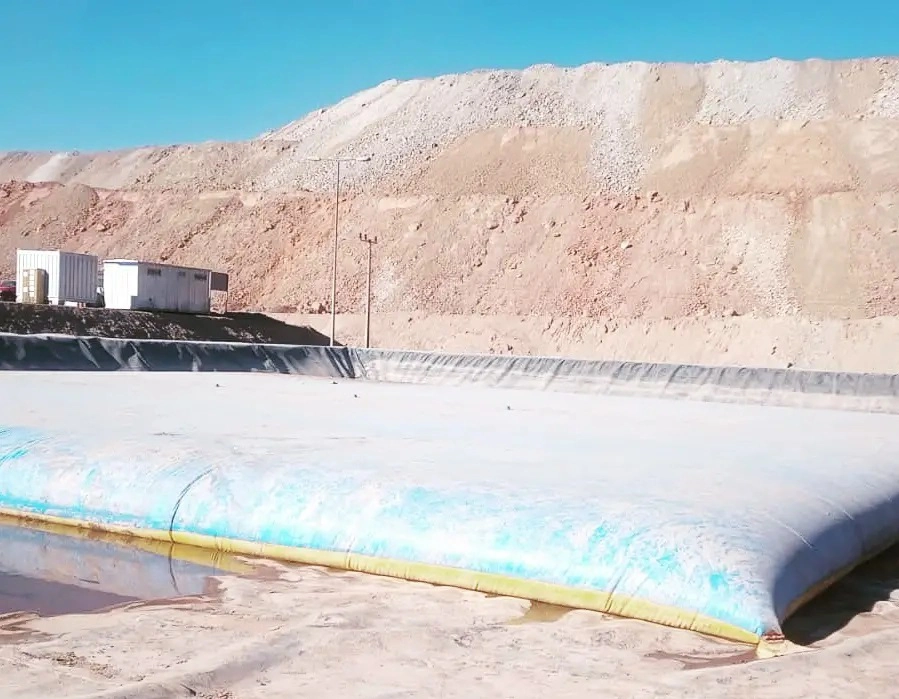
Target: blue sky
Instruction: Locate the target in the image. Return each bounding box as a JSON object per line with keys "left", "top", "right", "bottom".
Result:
{"left": 0, "top": 1, "right": 895, "bottom": 151}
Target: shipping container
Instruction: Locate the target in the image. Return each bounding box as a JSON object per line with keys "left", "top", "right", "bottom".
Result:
{"left": 15, "top": 250, "right": 99, "bottom": 305}
{"left": 102, "top": 259, "right": 211, "bottom": 314}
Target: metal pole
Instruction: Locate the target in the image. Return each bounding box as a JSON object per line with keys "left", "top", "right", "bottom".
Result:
{"left": 329, "top": 160, "right": 341, "bottom": 346}
{"left": 365, "top": 238, "right": 372, "bottom": 349}
{"left": 360, "top": 233, "right": 377, "bottom": 348}
{"left": 305, "top": 155, "right": 369, "bottom": 347}
{"left": 359, "top": 233, "right": 378, "bottom": 349}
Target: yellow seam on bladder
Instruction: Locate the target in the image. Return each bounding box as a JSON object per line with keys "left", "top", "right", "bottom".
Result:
{"left": 0, "top": 507, "right": 760, "bottom": 645}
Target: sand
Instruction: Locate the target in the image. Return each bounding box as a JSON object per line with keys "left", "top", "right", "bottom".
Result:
{"left": 0, "top": 547, "right": 897, "bottom": 698}
{"left": 275, "top": 311, "right": 899, "bottom": 373}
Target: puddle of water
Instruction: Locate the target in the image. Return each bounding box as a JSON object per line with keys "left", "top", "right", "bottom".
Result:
{"left": 0, "top": 572, "right": 137, "bottom": 617}
{"left": 506, "top": 601, "right": 574, "bottom": 625}
{"left": 0, "top": 514, "right": 255, "bottom": 622}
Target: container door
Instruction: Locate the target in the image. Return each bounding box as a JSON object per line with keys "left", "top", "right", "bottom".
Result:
{"left": 191, "top": 270, "right": 210, "bottom": 313}
{"left": 176, "top": 269, "right": 189, "bottom": 312}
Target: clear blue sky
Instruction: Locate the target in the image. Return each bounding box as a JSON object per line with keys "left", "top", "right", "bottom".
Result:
{"left": 1, "top": 0, "right": 895, "bottom": 151}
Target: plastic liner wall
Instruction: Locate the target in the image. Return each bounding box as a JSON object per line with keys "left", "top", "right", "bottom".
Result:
{"left": 2, "top": 332, "right": 899, "bottom": 413}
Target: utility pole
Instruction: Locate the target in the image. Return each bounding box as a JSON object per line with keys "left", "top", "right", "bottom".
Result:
{"left": 305, "top": 155, "right": 371, "bottom": 347}
{"left": 330, "top": 159, "right": 341, "bottom": 346}
{"left": 359, "top": 233, "right": 378, "bottom": 349}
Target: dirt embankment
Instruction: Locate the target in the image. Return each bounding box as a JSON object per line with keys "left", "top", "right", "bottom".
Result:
{"left": 0, "top": 303, "right": 331, "bottom": 345}
{"left": 1, "top": 58, "right": 898, "bottom": 366}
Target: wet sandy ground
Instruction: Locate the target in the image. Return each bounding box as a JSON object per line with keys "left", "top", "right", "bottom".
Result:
{"left": 0, "top": 517, "right": 897, "bottom": 699}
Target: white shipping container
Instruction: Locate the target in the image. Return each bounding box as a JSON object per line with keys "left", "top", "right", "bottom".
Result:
{"left": 16, "top": 249, "right": 99, "bottom": 305}
{"left": 102, "top": 260, "right": 211, "bottom": 314}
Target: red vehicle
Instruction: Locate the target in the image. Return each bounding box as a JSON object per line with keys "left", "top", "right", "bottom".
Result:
{"left": 0, "top": 280, "right": 15, "bottom": 302}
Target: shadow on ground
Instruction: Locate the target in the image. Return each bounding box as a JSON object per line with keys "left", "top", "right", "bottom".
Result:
{"left": 784, "top": 543, "right": 899, "bottom": 646}
{"left": 0, "top": 302, "right": 333, "bottom": 345}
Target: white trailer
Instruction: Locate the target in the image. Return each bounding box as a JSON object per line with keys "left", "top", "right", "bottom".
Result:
{"left": 16, "top": 249, "right": 99, "bottom": 305}
{"left": 102, "top": 259, "right": 211, "bottom": 314}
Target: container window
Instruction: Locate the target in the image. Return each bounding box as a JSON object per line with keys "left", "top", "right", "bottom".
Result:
{"left": 146, "top": 268, "right": 162, "bottom": 277}
{"left": 194, "top": 273, "right": 208, "bottom": 281}
{"left": 178, "top": 271, "right": 186, "bottom": 277}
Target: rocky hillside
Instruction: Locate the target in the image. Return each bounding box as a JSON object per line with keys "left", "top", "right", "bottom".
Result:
{"left": 1, "top": 58, "right": 898, "bottom": 366}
